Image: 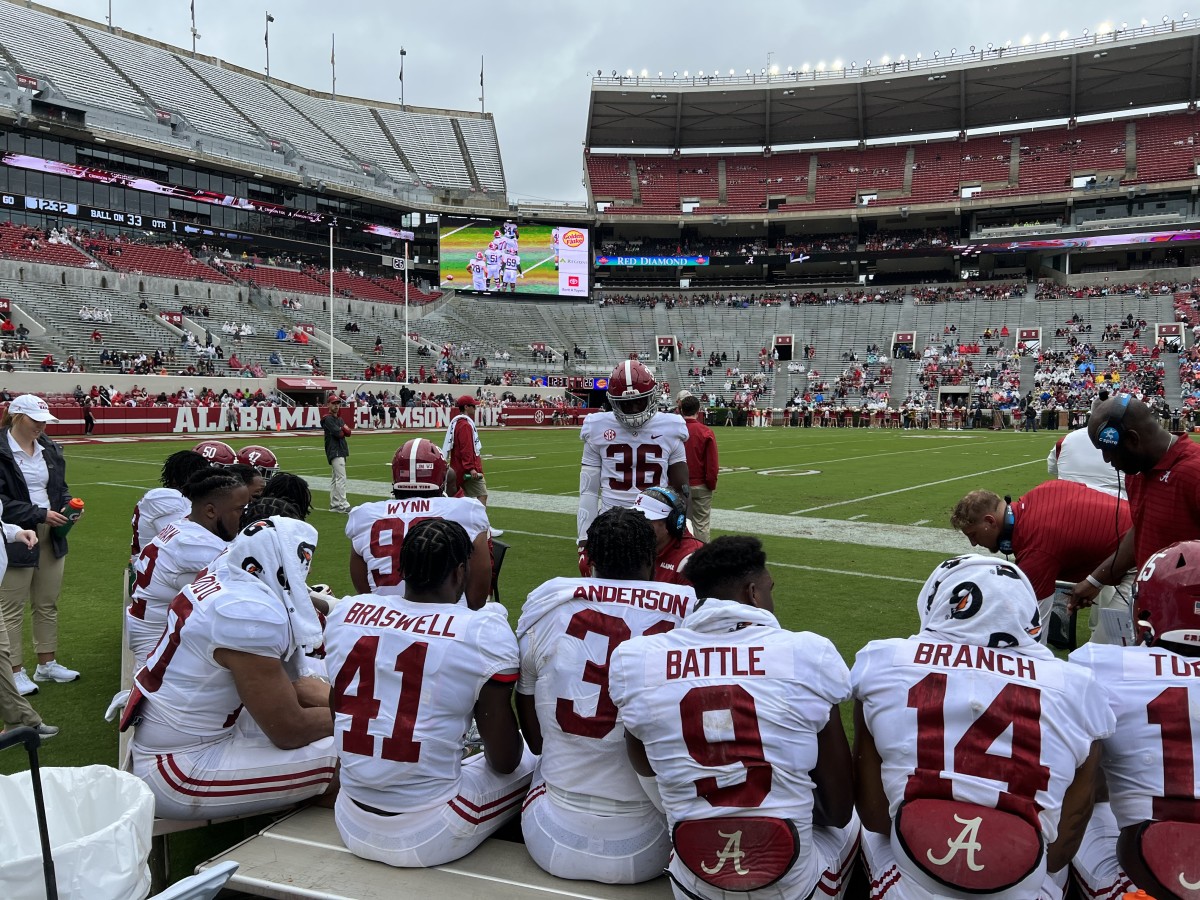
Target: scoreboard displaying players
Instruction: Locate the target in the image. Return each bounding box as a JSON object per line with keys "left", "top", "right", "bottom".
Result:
{"left": 438, "top": 217, "right": 590, "bottom": 299}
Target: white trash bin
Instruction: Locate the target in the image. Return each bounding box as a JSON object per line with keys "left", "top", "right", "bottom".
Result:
{"left": 0, "top": 764, "right": 155, "bottom": 900}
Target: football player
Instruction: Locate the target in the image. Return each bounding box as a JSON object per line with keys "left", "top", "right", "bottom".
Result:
{"left": 236, "top": 445, "right": 280, "bottom": 478}
{"left": 226, "top": 463, "right": 267, "bottom": 500}
{"left": 193, "top": 439, "right": 236, "bottom": 467}
{"left": 129, "top": 450, "right": 212, "bottom": 560}
{"left": 609, "top": 536, "right": 858, "bottom": 900}
{"left": 518, "top": 507, "right": 695, "bottom": 883}
{"left": 325, "top": 519, "right": 533, "bottom": 867}
{"left": 127, "top": 472, "right": 250, "bottom": 669}
{"left": 125, "top": 516, "right": 336, "bottom": 820}
{"left": 484, "top": 241, "right": 503, "bottom": 290}
{"left": 346, "top": 439, "right": 492, "bottom": 607}
{"left": 852, "top": 555, "right": 1115, "bottom": 899}
{"left": 631, "top": 487, "right": 703, "bottom": 587}
{"left": 578, "top": 360, "right": 689, "bottom": 576}
{"left": 1069, "top": 541, "right": 1200, "bottom": 900}
{"left": 467, "top": 251, "right": 488, "bottom": 292}
{"left": 500, "top": 247, "right": 522, "bottom": 293}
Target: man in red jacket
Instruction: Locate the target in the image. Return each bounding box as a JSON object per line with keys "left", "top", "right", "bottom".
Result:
{"left": 632, "top": 487, "right": 703, "bottom": 586}
{"left": 679, "top": 394, "right": 718, "bottom": 542}
{"left": 443, "top": 395, "right": 487, "bottom": 504}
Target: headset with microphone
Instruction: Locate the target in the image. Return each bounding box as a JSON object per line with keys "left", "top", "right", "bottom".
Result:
{"left": 643, "top": 486, "right": 688, "bottom": 540}
{"left": 1096, "top": 394, "right": 1131, "bottom": 448}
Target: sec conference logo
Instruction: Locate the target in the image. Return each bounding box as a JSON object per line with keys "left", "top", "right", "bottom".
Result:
{"left": 603, "top": 429, "right": 617, "bottom": 441}
{"left": 562, "top": 229, "right": 586, "bottom": 249}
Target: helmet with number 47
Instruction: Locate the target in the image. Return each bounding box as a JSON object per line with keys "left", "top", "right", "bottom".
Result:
{"left": 391, "top": 438, "right": 448, "bottom": 495}
{"left": 237, "top": 444, "right": 279, "bottom": 476}
{"left": 193, "top": 440, "right": 236, "bottom": 466}
{"left": 1133, "top": 540, "right": 1200, "bottom": 649}
{"left": 607, "top": 360, "right": 658, "bottom": 430}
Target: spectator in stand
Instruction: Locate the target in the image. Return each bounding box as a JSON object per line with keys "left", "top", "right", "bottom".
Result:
{"left": 0, "top": 396, "right": 81, "bottom": 696}
{"left": 677, "top": 393, "right": 718, "bottom": 542}
{"left": 321, "top": 397, "right": 351, "bottom": 514}
{"left": 0, "top": 318, "right": 14, "bottom": 336}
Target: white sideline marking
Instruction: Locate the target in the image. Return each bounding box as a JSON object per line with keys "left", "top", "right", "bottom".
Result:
{"left": 910, "top": 519, "right": 931, "bottom": 526}
{"left": 735, "top": 504, "right": 756, "bottom": 510}
{"left": 848, "top": 514, "right": 868, "bottom": 520}
{"left": 789, "top": 459, "right": 1042, "bottom": 514}
{"left": 521, "top": 254, "right": 558, "bottom": 275}
{"left": 304, "top": 476, "right": 968, "bottom": 554}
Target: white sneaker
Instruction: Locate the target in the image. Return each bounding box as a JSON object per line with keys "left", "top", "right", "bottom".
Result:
{"left": 34, "top": 660, "right": 80, "bottom": 683}
{"left": 13, "top": 669, "right": 38, "bottom": 696}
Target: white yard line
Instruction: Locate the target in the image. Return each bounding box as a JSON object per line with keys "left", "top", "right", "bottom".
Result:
{"left": 789, "top": 459, "right": 1042, "bottom": 514}
{"left": 734, "top": 504, "right": 756, "bottom": 510}
{"left": 521, "top": 254, "right": 559, "bottom": 275}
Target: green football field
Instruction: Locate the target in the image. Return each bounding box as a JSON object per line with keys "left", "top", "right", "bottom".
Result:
{"left": 439, "top": 219, "right": 565, "bottom": 295}
{"left": 0, "top": 423, "right": 1106, "bottom": 876}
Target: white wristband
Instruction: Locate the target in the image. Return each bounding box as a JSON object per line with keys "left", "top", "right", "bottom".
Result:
{"left": 1085, "top": 574, "right": 1104, "bottom": 590}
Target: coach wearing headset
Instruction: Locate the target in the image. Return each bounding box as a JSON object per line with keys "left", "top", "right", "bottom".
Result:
{"left": 951, "top": 480, "right": 1130, "bottom": 643}
{"left": 631, "top": 487, "right": 704, "bottom": 587}
{"left": 1070, "top": 393, "right": 1200, "bottom": 610}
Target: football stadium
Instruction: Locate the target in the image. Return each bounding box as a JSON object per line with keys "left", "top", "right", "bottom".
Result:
{"left": 0, "top": 2, "right": 1198, "bottom": 898}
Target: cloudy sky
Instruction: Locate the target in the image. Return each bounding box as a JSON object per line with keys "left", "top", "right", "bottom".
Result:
{"left": 36, "top": 1, "right": 1178, "bottom": 202}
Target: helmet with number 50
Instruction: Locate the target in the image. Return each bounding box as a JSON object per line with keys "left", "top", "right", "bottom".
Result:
{"left": 237, "top": 444, "right": 279, "bottom": 477}
{"left": 391, "top": 438, "right": 448, "bottom": 496}
{"left": 607, "top": 360, "right": 658, "bottom": 430}
{"left": 193, "top": 439, "right": 236, "bottom": 467}
{"left": 1133, "top": 540, "right": 1200, "bottom": 649}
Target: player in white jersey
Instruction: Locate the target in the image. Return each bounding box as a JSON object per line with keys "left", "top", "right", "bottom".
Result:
{"left": 129, "top": 450, "right": 213, "bottom": 560}
{"left": 346, "top": 439, "right": 492, "bottom": 606}
{"left": 484, "top": 242, "right": 503, "bottom": 289}
{"left": 500, "top": 251, "right": 521, "bottom": 292}
{"left": 578, "top": 359, "right": 689, "bottom": 575}
{"left": 127, "top": 472, "right": 249, "bottom": 669}
{"left": 125, "top": 516, "right": 336, "bottom": 820}
{"left": 852, "top": 555, "right": 1115, "bottom": 899}
{"left": 467, "top": 252, "right": 488, "bottom": 291}
{"left": 326, "top": 519, "right": 534, "bottom": 867}
{"left": 610, "top": 536, "right": 858, "bottom": 900}
{"left": 551, "top": 226, "right": 561, "bottom": 268}
{"left": 1070, "top": 540, "right": 1200, "bottom": 900}
{"left": 518, "top": 507, "right": 695, "bottom": 883}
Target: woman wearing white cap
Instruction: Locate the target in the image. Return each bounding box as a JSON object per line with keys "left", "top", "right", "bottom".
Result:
{"left": 0, "top": 395, "right": 80, "bottom": 698}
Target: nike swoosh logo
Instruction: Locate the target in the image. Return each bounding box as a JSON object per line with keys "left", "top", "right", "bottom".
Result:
{"left": 651, "top": 434, "right": 662, "bottom": 439}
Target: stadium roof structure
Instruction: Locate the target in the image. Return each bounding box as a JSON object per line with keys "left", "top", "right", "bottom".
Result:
{"left": 585, "top": 20, "right": 1200, "bottom": 150}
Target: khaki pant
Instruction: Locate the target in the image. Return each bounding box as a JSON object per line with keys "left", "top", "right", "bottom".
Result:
{"left": 0, "top": 523, "right": 67, "bottom": 669}
{"left": 688, "top": 485, "right": 714, "bottom": 543}
{"left": 329, "top": 456, "right": 350, "bottom": 512}
{"left": 0, "top": 610, "right": 41, "bottom": 728}
{"left": 462, "top": 474, "right": 488, "bottom": 502}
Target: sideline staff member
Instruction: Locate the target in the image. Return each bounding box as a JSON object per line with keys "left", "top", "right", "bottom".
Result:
{"left": 322, "top": 396, "right": 351, "bottom": 514}
{"left": 679, "top": 394, "right": 718, "bottom": 542}
{"left": 443, "top": 395, "right": 488, "bottom": 504}
{"left": 0, "top": 395, "right": 80, "bottom": 696}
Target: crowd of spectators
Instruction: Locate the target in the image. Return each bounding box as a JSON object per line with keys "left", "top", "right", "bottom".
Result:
{"left": 912, "top": 281, "right": 1027, "bottom": 304}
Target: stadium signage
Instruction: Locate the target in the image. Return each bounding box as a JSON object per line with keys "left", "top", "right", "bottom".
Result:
{"left": 594, "top": 255, "right": 710, "bottom": 266}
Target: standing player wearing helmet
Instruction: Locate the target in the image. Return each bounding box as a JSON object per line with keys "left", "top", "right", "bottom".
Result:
{"left": 346, "top": 439, "right": 492, "bottom": 608}
{"left": 443, "top": 395, "right": 489, "bottom": 505}
{"left": 852, "top": 555, "right": 1115, "bottom": 899}
{"left": 1069, "top": 541, "right": 1200, "bottom": 900}
{"left": 467, "top": 252, "right": 488, "bottom": 292}
{"left": 193, "top": 439, "right": 237, "bottom": 467}
{"left": 484, "top": 239, "right": 503, "bottom": 291}
{"left": 127, "top": 472, "right": 250, "bottom": 668}
{"left": 631, "top": 487, "right": 703, "bottom": 587}
{"left": 518, "top": 508, "right": 695, "bottom": 884}
{"left": 578, "top": 360, "right": 689, "bottom": 576}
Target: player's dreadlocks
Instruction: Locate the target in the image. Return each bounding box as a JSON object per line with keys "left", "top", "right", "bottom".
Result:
{"left": 587, "top": 507, "right": 656, "bottom": 581}
{"left": 682, "top": 536, "right": 767, "bottom": 600}
{"left": 241, "top": 495, "right": 302, "bottom": 528}
{"left": 160, "top": 450, "right": 211, "bottom": 490}
{"left": 181, "top": 470, "right": 244, "bottom": 502}
{"left": 400, "top": 519, "right": 473, "bottom": 592}
{"left": 263, "top": 473, "right": 312, "bottom": 520}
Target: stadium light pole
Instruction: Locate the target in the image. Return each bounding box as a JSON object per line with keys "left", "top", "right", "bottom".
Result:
{"left": 396, "top": 228, "right": 414, "bottom": 383}
{"left": 264, "top": 12, "right": 275, "bottom": 82}
{"left": 328, "top": 219, "right": 335, "bottom": 380}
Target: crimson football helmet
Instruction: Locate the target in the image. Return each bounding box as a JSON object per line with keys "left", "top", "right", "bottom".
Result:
{"left": 1133, "top": 540, "right": 1200, "bottom": 648}
{"left": 392, "top": 438, "right": 448, "bottom": 494}
{"left": 237, "top": 444, "right": 279, "bottom": 476}
{"left": 193, "top": 440, "right": 236, "bottom": 466}
{"left": 607, "top": 359, "right": 658, "bottom": 430}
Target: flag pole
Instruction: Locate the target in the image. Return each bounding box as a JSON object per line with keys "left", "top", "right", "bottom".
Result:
{"left": 329, "top": 221, "right": 335, "bottom": 379}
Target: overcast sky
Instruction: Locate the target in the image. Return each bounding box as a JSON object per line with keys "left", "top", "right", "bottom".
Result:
{"left": 36, "top": 1, "right": 1179, "bottom": 203}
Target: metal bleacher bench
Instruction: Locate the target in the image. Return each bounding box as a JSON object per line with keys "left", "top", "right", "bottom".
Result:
{"left": 198, "top": 806, "right": 672, "bottom": 899}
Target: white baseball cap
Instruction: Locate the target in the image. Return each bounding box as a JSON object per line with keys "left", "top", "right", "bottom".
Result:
{"left": 676, "top": 389, "right": 693, "bottom": 404}
{"left": 631, "top": 491, "right": 673, "bottom": 522}
{"left": 8, "top": 394, "right": 58, "bottom": 423}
